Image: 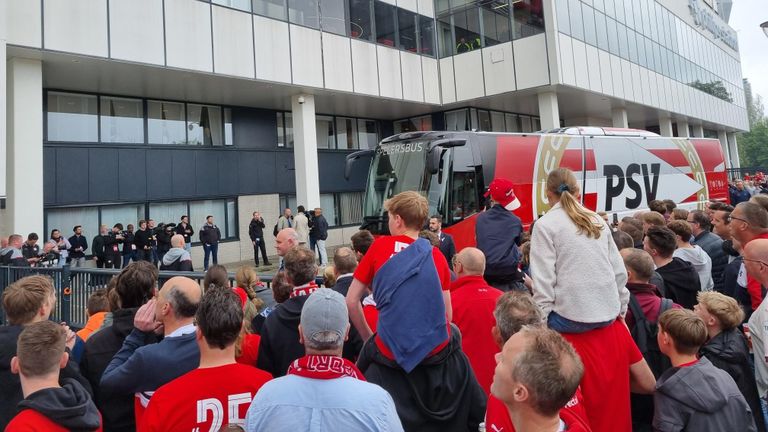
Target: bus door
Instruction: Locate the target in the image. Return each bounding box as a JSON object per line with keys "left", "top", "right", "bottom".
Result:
{"left": 443, "top": 143, "right": 482, "bottom": 250}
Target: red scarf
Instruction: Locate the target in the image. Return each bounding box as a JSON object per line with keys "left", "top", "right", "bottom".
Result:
{"left": 286, "top": 355, "right": 366, "bottom": 381}
{"left": 290, "top": 281, "right": 319, "bottom": 299}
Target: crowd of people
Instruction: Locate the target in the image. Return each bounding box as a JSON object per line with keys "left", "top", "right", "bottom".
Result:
{"left": 3, "top": 169, "right": 768, "bottom": 431}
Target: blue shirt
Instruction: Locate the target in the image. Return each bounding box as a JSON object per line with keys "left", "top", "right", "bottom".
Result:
{"left": 245, "top": 375, "right": 403, "bottom": 432}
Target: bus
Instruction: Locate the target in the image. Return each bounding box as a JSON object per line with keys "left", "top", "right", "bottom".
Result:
{"left": 345, "top": 127, "right": 728, "bottom": 250}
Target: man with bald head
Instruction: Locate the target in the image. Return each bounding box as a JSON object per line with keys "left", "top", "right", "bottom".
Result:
{"left": 275, "top": 228, "right": 300, "bottom": 271}
{"left": 450, "top": 247, "right": 503, "bottom": 395}
{"left": 101, "top": 276, "right": 202, "bottom": 425}
{"left": 160, "top": 234, "right": 193, "bottom": 272}
{"left": 729, "top": 202, "right": 768, "bottom": 312}
{"left": 745, "top": 239, "right": 768, "bottom": 408}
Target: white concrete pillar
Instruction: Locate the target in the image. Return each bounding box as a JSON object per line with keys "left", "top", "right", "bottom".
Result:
{"left": 538, "top": 91, "right": 560, "bottom": 131}
{"left": 718, "top": 130, "right": 731, "bottom": 168}
{"left": 692, "top": 124, "right": 704, "bottom": 138}
{"left": 727, "top": 132, "right": 741, "bottom": 169}
{"left": 611, "top": 107, "right": 629, "bottom": 128}
{"left": 0, "top": 18, "right": 6, "bottom": 202}
{"left": 291, "top": 94, "right": 321, "bottom": 210}
{"left": 7, "top": 58, "right": 44, "bottom": 237}
{"left": 677, "top": 120, "right": 690, "bottom": 138}
{"left": 659, "top": 115, "right": 673, "bottom": 137}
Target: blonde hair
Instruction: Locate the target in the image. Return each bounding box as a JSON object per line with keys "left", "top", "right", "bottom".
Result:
{"left": 546, "top": 168, "right": 602, "bottom": 239}
{"left": 696, "top": 291, "right": 744, "bottom": 330}
{"left": 234, "top": 266, "right": 265, "bottom": 312}
{"left": 323, "top": 266, "right": 337, "bottom": 288}
{"left": 384, "top": 191, "right": 429, "bottom": 229}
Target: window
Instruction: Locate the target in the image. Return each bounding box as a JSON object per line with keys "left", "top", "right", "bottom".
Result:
{"left": 449, "top": 146, "right": 478, "bottom": 222}
{"left": 556, "top": 0, "right": 570, "bottom": 35}
{"left": 187, "top": 104, "right": 224, "bottom": 146}
{"left": 595, "top": 11, "right": 608, "bottom": 51}
{"left": 568, "top": 0, "right": 584, "bottom": 41}
{"left": 582, "top": 4, "right": 596, "bottom": 46}
{"left": 490, "top": 111, "right": 505, "bottom": 132}
{"left": 336, "top": 117, "right": 359, "bottom": 149}
{"left": 226, "top": 199, "right": 237, "bottom": 238}
{"left": 514, "top": 0, "right": 545, "bottom": 38}
{"left": 253, "top": 0, "right": 287, "bottom": 19}
{"left": 213, "top": 0, "right": 251, "bottom": 11}
{"left": 320, "top": 194, "right": 338, "bottom": 225}
{"left": 47, "top": 92, "right": 98, "bottom": 142}
{"left": 224, "top": 108, "right": 234, "bottom": 146}
{"left": 481, "top": 1, "right": 511, "bottom": 47}
{"left": 281, "top": 192, "right": 363, "bottom": 227}
{"left": 316, "top": 116, "right": 336, "bottom": 149}
{"left": 520, "top": 115, "right": 533, "bottom": 133}
{"left": 190, "top": 200, "right": 229, "bottom": 238}
{"left": 100, "top": 96, "right": 144, "bottom": 143}
{"left": 418, "top": 15, "right": 436, "bottom": 56}
{"left": 374, "top": 1, "right": 397, "bottom": 47}
{"left": 289, "top": 0, "right": 319, "bottom": 28}
{"left": 349, "top": 0, "right": 373, "bottom": 41}
{"left": 452, "top": 7, "right": 482, "bottom": 52}
{"left": 339, "top": 191, "right": 363, "bottom": 225}
{"left": 320, "top": 0, "right": 347, "bottom": 35}
{"left": 505, "top": 113, "right": 520, "bottom": 132}
{"left": 46, "top": 207, "right": 99, "bottom": 246}
{"left": 357, "top": 119, "right": 379, "bottom": 149}
{"left": 437, "top": 16, "right": 454, "bottom": 57}
{"left": 149, "top": 202, "right": 188, "bottom": 226}
{"left": 477, "top": 110, "right": 491, "bottom": 131}
{"left": 394, "top": 115, "right": 432, "bottom": 133}
{"left": 398, "top": 8, "right": 418, "bottom": 52}
{"left": 277, "top": 112, "right": 287, "bottom": 147}
{"left": 148, "top": 100, "right": 186, "bottom": 145}
{"left": 101, "top": 204, "right": 146, "bottom": 230}
{"left": 445, "top": 109, "right": 470, "bottom": 131}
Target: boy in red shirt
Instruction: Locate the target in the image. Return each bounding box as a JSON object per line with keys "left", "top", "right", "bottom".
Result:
{"left": 6, "top": 321, "right": 102, "bottom": 432}
{"left": 347, "top": 191, "right": 452, "bottom": 342}
{"left": 140, "top": 286, "right": 272, "bottom": 431}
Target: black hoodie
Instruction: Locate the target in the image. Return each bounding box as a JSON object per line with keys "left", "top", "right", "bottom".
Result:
{"left": 0, "top": 325, "right": 93, "bottom": 429}
{"left": 356, "top": 324, "right": 487, "bottom": 432}
{"left": 656, "top": 257, "right": 701, "bottom": 309}
{"left": 13, "top": 379, "right": 101, "bottom": 431}
{"left": 700, "top": 328, "right": 766, "bottom": 432}
{"left": 256, "top": 296, "right": 311, "bottom": 378}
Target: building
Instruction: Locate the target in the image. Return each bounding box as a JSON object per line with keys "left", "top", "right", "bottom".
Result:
{"left": 0, "top": 0, "right": 747, "bottom": 264}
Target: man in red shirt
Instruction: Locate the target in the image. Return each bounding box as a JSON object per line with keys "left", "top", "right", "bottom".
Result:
{"left": 140, "top": 286, "right": 272, "bottom": 431}
{"left": 450, "top": 247, "right": 503, "bottom": 395}
{"left": 491, "top": 326, "right": 591, "bottom": 432}
{"left": 6, "top": 321, "right": 102, "bottom": 432}
{"left": 728, "top": 202, "right": 768, "bottom": 310}
{"left": 347, "top": 191, "right": 453, "bottom": 342}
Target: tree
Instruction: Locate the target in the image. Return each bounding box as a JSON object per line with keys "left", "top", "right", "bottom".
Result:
{"left": 739, "top": 79, "right": 768, "bottom": 167}
{"left": 689, "top": 80, "right": 733, "bottom": 103}
{"left": 744, "top": 78, "right": 765, "bottom": 128}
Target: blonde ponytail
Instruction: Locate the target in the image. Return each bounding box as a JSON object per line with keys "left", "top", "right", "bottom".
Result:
{"left": 546, "top": 168, "right": 603, "bottom": 239}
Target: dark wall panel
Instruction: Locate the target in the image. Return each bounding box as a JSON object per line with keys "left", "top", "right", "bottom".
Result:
{"left": 274, "top": 151, "right": 296, "bottom": 194}
{"left": 193, "top": 151, "right": 217, "bottom": 197}
{"left": 172, "top": 151, "right": 197, "bottom": 198}
{"left": 88, "top": 148, "right": 120, "bottom": 202}
{"left": 44, "top": 148, "right": 57, "bottom": 206}
{"left": 55, "top": 148, "right": 89, "bottom": 205}
{"left": 233, "top": 108, "right": 277, "bottom": 149}
{"left": 146, "top": 149, "right": 174, "bottom": 200}
{"left": 318, "top": 152, "right": 367, "bottom": 192}
{"left": 217, "top": 152, "right": 239, "bottom": 195}
{"left": 118, "top": 149, "right": 146, "bottom": 201}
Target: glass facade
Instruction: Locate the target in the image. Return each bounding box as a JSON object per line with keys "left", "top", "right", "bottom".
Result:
{"left": 556, "top": 0, "right": 744, "bottom": 107}
{"left": 437, "top": 0, "right": 545, "bottom": 58}
{"left": 276, "top": 112, "right": 380, "bottom": 149}
{"left": 280, "top": 191, "right": 364, "bottom": 226}
{"left": 443, "top": 108, "right": 541, "bottom": 132}
{"left": 47, "top": 92, "right": 98, "bottom": 142}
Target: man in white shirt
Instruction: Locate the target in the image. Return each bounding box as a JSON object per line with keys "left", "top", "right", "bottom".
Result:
{"left": 744, "top": 238, "right": 768, "bottom": 426}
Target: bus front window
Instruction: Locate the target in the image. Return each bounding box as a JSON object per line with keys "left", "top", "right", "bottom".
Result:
{"left": 362, "top": 141, "right": 448, "bottom": 233}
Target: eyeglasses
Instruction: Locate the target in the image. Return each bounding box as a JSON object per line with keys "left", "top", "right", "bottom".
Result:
{"left": 726, "top": 215, "right": 749, "bottom": 224}
{"left": 743, "top": 258, "right": 768, "bottom": 267}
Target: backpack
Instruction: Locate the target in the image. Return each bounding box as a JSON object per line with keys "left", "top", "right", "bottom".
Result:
{"left": 628, "top": 293, "right": 673, "bottom": 378}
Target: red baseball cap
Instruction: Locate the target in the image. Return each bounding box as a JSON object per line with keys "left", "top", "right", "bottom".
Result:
{"left": 485, "top": 178, "right": 521, "bottom": 211}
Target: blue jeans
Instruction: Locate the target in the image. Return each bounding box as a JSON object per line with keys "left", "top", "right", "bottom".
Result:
{"left": 761, "top": 396, "right": 768, "bottom": 431}
{"left": 203, "top": 243, "right": 218, "bottom": 270}
{"left": 122, "top": 251, "right": 137, "bottom": 268}
{"left": 547, "top": 311, "right": 614, "bottom": 334}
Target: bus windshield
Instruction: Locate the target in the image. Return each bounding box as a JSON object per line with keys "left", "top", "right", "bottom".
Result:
{"left": 362, "top": 140, "right": 447, "bottom": 233}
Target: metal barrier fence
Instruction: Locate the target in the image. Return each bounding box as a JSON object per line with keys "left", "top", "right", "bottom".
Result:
{"left": 0, "top": 265, "right": 287, "bottom": 327}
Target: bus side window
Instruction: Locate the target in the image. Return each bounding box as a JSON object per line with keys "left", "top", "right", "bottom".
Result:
{"left": 449, "top": 145, "right": 478, "bottom": 223}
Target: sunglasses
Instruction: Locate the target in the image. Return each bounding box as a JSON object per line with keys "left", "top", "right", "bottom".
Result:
{"left": 726, "top": 215, "right": 749, "bottom": 224}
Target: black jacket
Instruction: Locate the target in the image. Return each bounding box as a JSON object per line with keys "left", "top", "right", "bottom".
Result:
{"left": 249, "top": 218, "right": 265, "bottom": 240}
{"left": 199, "top": 224, "right": 221, "bottom": 245}
{"left": 257, "top": 296, "right": 310, "bottom": 378}
{"left": 476, "top": 205, "right": 522, "bottom": 279}
{"left": 156, "top": 229, "right": 172, "bottom": 254}
{"left": 80, "top": 308, "right": 154, "bottom": 432}
{"left": 310, "top": 215, "right": 329, "bottom": 241}
{"left": 656, "top": 257, "right": 701, "bottom": 309}
{"left": 103, "top": 233, "right": 123, "bottom": 258}
{"left": 13, "top": 379, "right": 102, "bottom": 431}
{"left": 694, "top": 231, "right": 728, "bottom": 294}
{"left": 68, "top": 235, "right": 88, "bottom": 258}
{"left": 438, "top": 232, "right": 456, "bottom": 269}
{"left": 0, "top": 248, "right": 29, "bottom": 267}
{"left": 21, "top": 243, "right": 40, "bottom": 260}
{"left": 357, "top": 324, "right": 486, "bottom": 432}
{"left": 700, "top": 328, "right": 765, "bottom": 432}
{"left": 133, "top": 229, "right": 152, "bottom": 251}
{"left": 331, "top": 276, "right": 364, "bottom": 361}
{"left": 92, "top": 235, "right": 107, "bottom": 259}
{"left": 175, "top": 223, "right": 194, "bottom": 244}
{"left": 0, "top": 325, "right": 93, "bottom": 429}
{"left": 121, "top": 231, "right": 135, "bottom": 255}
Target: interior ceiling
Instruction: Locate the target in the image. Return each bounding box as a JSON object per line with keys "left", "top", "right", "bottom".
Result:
{"left": 8, "top": 46, "right": 737, "bottom": 131}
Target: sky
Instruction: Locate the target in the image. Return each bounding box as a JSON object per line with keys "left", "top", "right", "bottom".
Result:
{"left": 730, "top": 0, "right": 768, "bottom": 102}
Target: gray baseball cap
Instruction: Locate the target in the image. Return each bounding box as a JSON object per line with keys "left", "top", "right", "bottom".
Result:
{"left": 300, "top": 288, "right": 349, "bottom": 342}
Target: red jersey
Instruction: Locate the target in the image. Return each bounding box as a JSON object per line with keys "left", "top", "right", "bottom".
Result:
{"left": 353, "top": 235, "right": 452, "bottom": 291}
{"left": 485, "top": 388, "right": 591, "bottom": 432}
{"left": 562, "top": 320, "right": 642, "bottom": 432}
{"left": 5, "top": 409, "right": 103, "bottom": 432}
{"left": 363, "top": 305, "right": 379, "bottom": 333}
{"left": 450, "top": 275, "right": 503, "bottom": 395}
{"left": 746, "top": 233, "right": 768, "bottom": 310}
{"left": 139, "top": 363, "right": 271, "bottom": 432}
{"left": 236, "top": 333, "right": 261, "bottom": 366}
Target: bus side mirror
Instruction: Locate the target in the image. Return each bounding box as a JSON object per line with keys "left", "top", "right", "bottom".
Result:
{"left": 426, "top": 139, "right": 466, "bottom": 175}
{"left": 345, "top": 149, "right": 375, "bottom": 180}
